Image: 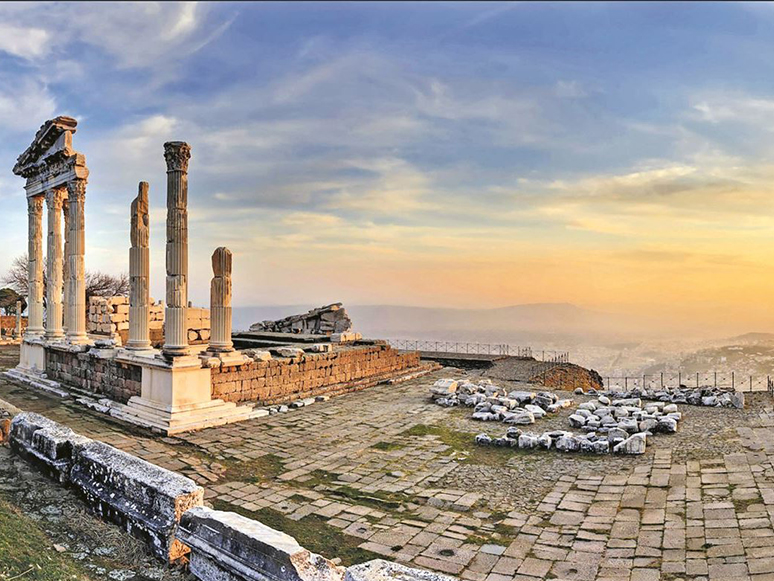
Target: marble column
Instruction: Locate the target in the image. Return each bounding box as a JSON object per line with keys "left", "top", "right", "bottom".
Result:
{"left": 45, "top": 187, "right": 66, "bottom": 341}
{"left": 162, "top": 142, "right": 191, "bottom": 357}
{"left": 62, "top": 199, "right": 70, "bottom": 333}
{"left": 209, "top": 247, "right": 234, "bottom": 353}
{"left": 14, "top": 301, "right": 21, "bottom": 338}
{"left": 26, "top": 195, "right": 45, "bottom": 338}
{"left": 127, "top": 181, "right": 152, "bottom": 350}
{"left": 66, "top": 179, "right": 88, "bottom": 344}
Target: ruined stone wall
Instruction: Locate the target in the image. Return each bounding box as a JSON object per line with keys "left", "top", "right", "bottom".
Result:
{"left": 45, "top": 348, "right": 142, "bottom": 403}
{"left": 0, "top": 315, "right": 26, "bottom": 336}
{"left": 211, "top": 344, "right": 422, "bottom": 404}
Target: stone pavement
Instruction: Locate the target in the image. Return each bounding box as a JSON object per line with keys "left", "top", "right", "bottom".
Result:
{"left": 2, "top": 344, "right": 774, "bottom": 579}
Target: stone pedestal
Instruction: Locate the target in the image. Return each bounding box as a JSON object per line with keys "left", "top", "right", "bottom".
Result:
{"left": 127, "top": 182, "right": 152, "bottom": 351}
{"left": 113, "top": 352, "right": 252, "bottom": 435}
{"left": 162, "top": 142, "right": 191, "bottom": 358}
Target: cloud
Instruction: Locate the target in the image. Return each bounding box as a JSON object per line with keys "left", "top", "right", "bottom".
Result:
{"left": 0, "top": 78, "right": 56, "bottom": 132}
{"left": 0, "top": 23, "right": 50, "bottom": 60}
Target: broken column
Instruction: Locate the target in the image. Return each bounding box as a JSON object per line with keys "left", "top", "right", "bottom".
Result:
{"left": 162, "top": 142, "right": 191, "bottom": 358}
{"left": 66, "top": 179, "right": 88, "bottom": 344}
{"left": 45, "top": 187, "right": 66, "bottom": 341}
{"left": 26, "top": 195, "right": 45, "bottom": 338}
{"left": 127, "top": 182, "right": 152, "bottom": 351}
{"left": 208, "top": 247, "right": 233, "bottom": 353}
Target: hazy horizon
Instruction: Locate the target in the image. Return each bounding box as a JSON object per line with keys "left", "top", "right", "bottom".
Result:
{"left": 4, "top": 4, "right": 774, "bottom": 335}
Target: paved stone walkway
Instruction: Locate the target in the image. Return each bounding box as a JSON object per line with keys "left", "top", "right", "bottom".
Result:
{"left": 3, "top": 345, "right": 774, "bottom": 580}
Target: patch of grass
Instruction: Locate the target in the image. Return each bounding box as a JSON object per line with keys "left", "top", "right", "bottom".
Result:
{"left": 328, "top": 485, "right": 404, "bottom": 510}
{"left": 370, "top": 441, "right": 405, "bottom": 452}
{"left": 401, "top": 423, "right": 515, "bottom": 465}
{"left": 732, "top": 494, "right": 762, "bottom": 513}
{"left": 293, "top": 470, "right": 411, "bottom": 512}
{"left": 212, "top": 499, "right": 380, "bottom": 566}
{"left": 0, "top": 496, "right": 90, "bottom": 580}
{"left": 219, "top": 453, "right": 285, "bottom": 483}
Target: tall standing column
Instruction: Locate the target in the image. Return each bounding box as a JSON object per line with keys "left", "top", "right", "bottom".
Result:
{"left": 162, "top": 142, "right": 191, "bottom": 357}
{"left": 66, "top": 179, "right": 88, "bottom": 344}
{"left": 14, "top": 300, "right": 21, "bottom": 338}
{"left": 45, "top": 187, "right": 66, "bottom": 340}
{"left": 127, "top": 181, "right": 152, "bottom": 350}
{"left": 26, "top": 195, "right": 45, "bottom": 338}
{"left": 62, "top": 199, "right": 70, "bottom": 333}
{"left": 208, "top": 247, "right": 234, "bottom": 353}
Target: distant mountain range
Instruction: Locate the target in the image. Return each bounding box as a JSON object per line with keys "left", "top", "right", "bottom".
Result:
{"left": 233, "top": 302, "right": 647, "bottom": 346}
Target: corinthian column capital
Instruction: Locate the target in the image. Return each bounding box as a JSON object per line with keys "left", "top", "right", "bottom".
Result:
{"left": 28, "top": 194, "right": 44, "bottom": 215}
{"left": 163, "top": 141, "right": 191, "bottom": 173}
{"left": 67, "top": 179, "right": 87, "bottom": 201}
{"left": 46, "top": 186, "right": 67, "bottom": 210}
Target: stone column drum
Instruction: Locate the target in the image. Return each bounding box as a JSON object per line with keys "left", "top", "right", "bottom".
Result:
{"left": 66, "top": 179, "right": 88, "bottom": 344}
{"left": 127, "top": 182, "right": 152, "bottom": 350}
{"left": 26, "top": 195, "right": 45, "bottom": 338}
{"left": 162, "top": 142, "right": 191, "bottom": 358}
{"left": 45, "top": 187, "right": 66, "bottom": 341}
{"left": 209, "top": 247, "right": 233, "bottom": 353}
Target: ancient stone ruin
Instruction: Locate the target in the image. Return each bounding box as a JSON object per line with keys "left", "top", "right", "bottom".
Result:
{"left": 250, "top": 302, "right": 353, "bottom": 335}
{"left": 6, "top": 117, "right": 428, "bottom": 435}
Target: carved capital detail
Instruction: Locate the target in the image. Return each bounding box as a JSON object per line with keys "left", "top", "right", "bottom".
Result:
{"left": 27, "top": 195, "right": 44, "bottom": 215}
{"left": 164, "top": 141, "right": 191, "bottom": 173}
{"left": 46, "top": 187, "right": 67, "bottom": 210}
{"left": 67, "top": 179, "right": 87, "bottom": 201}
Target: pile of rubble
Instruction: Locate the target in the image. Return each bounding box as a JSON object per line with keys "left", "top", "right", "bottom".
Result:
{"left": 430, "top": 378, "right": 573, "bottom": 425}
{"left": 476, "top": 394, "right": 682, "bottom": 455}
{"left": 576, "top": 386, "right": 744, "bottom": 409}
{"left": 249, "top": 303, "right": 352, "bottom": 335}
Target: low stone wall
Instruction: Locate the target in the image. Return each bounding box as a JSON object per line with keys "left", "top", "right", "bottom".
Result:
{"left": 45, "top": 346, "right": 142, "bottom": 403}
{"left": 211, "top": 344, "right": 422, "bottom": 405}
{"left": 8, "top": 412, "right": 203, "bottom": 562}
{"left": 5, "top": 410, "right": 456, "bottom": 581}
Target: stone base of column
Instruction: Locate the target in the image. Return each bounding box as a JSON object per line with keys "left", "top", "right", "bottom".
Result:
{"left": 112, "top": 351, "right": 252, "bottom": 435}
{"left": 200, "top": 351, "right": 251, "bottom": 368}
{"left": 16, "top": 339, "right": 46, "bottom": 374}
{"left": 125, "top": 340, "right": 153, "bottom": 351}
{"left": 67, "top": 333, "right": 91, "bottom": 346}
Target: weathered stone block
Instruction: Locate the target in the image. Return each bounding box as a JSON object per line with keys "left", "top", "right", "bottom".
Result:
{"left": 70, "top": 440, "right": 203, "bottom": 562}
{"left": 178, "top": 507, "right": 345, "bottom": 581}
{"left": 345, "top": 559, "right": 458, "bottom": 581}
{"left": 9, "top": 412, "right": 91, "bottom": 483}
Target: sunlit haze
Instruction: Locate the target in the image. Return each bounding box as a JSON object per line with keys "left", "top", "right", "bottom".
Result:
{"left": 3, "top": 3, "right": 774, "bottom": 338}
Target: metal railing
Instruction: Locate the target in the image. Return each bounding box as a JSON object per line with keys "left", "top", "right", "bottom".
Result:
{"left": 602, "top": 372, "right": 774, "bottom": 393}
{"left": 386, "top": 339, "right": 569, "bottom": 362}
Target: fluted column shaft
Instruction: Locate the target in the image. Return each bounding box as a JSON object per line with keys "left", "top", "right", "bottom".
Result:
{"left": 162, "top": 142, "right": 191, "bottom": 357}
{"left": 66, "top": 179, "right": 88, "bottom": 344}
{"left": 209, "top": 247, "right": 234, "bottom": 352}
{"left": 62, "top": 200, "right": 70, "bottom": 333}
{"left": 45, "top": 188, "right": 65, "bottom": 340}
{"left": 26, "top": 195, "right": 45, "bottom": 338}
{"left": 14, "top": 300, "right": 21, "bottom": 338}
{"left": 127, "top": 181, "right": 152, "bottom": 350}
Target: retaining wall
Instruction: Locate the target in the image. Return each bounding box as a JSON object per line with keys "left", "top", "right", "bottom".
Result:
{"left": 211, "top": 344, "right": 422, "bottom": 405}
{"left": 45, "top": 346, "right": 142, "bottom": 403}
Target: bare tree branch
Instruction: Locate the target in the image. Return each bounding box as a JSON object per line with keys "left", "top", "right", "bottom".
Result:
{"left": 1, "top": 254, "right": 129, "bottom": 303}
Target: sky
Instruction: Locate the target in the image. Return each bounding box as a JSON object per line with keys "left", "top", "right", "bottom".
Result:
{"left": 4, "top": 2, "right": 774, "bottom": 333}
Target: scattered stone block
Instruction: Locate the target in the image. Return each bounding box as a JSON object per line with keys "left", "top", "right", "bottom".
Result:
{"left": 179, "top": 507, "right": 345, "bottom": 581}
{"left": 70, "top": 440, "right": 203, "bottom": 562}
{"left": 345, "top": 559, "right": 458, "bottom": 581}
